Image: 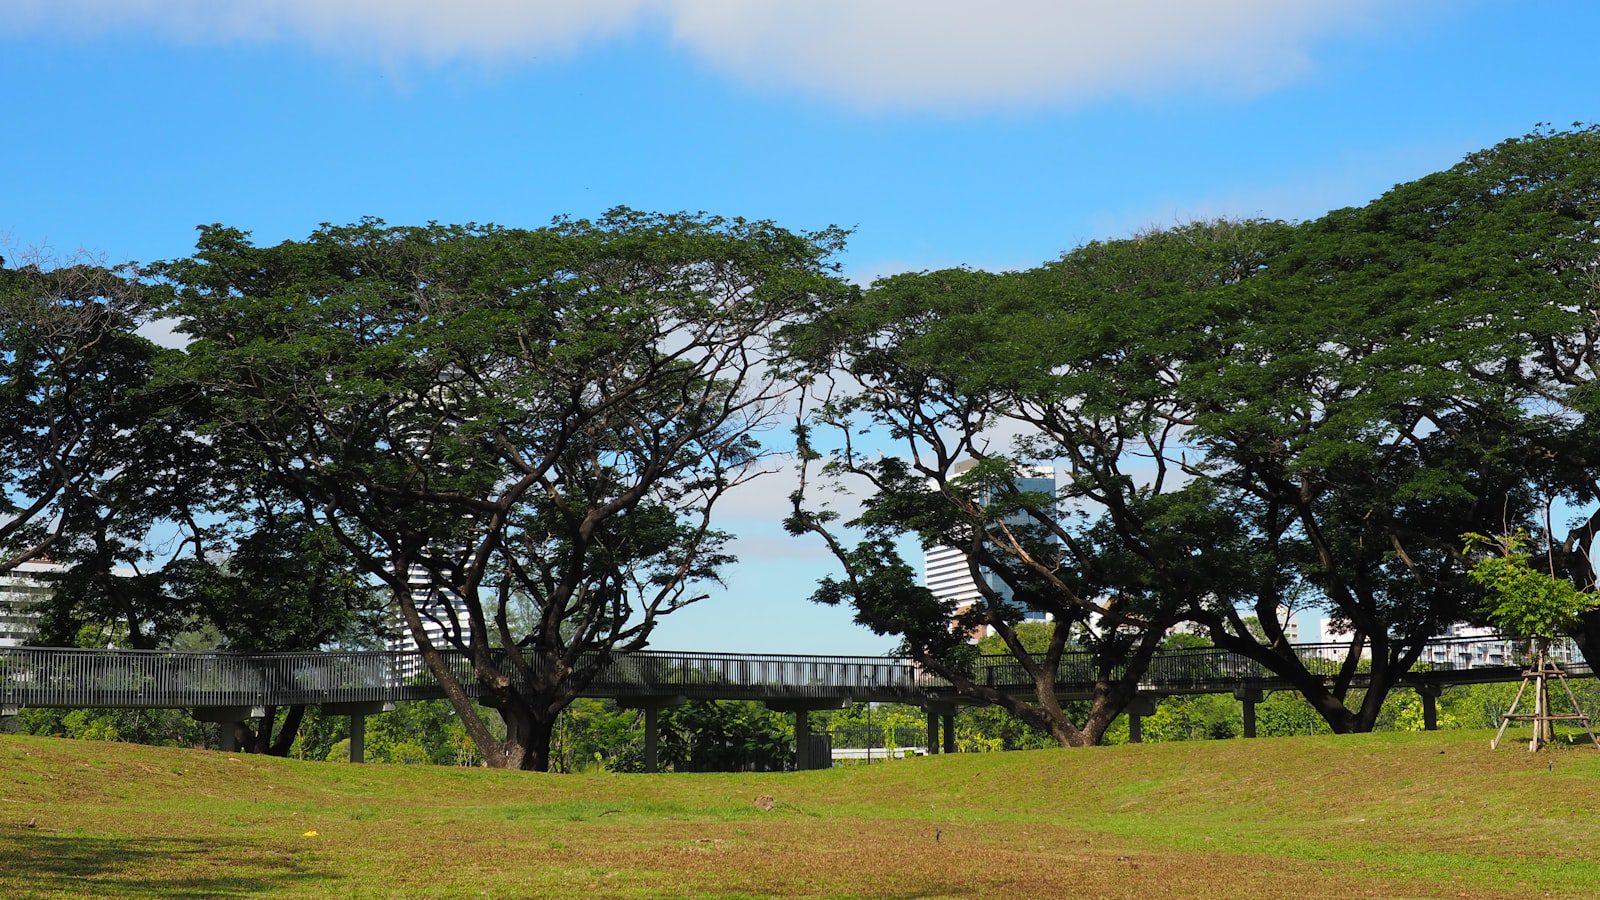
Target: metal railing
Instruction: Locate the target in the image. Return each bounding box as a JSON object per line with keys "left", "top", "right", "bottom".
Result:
{"left": 965, "top": 635, "right": 1593, "bottom": 693}
{"left": 0, "top": 646, "right": 924, "bottom": 710}
{"left": 0, "top": 635, "right": 1590, "bottom": 712}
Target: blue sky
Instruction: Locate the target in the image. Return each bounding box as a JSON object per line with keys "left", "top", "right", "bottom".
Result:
{"left": 4, "top": 1, "right": 1598, "bottom": 653}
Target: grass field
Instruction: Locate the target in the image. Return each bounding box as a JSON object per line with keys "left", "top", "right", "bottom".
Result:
{"left": 1, "top": 729, "right": 1597, "bottom": 898}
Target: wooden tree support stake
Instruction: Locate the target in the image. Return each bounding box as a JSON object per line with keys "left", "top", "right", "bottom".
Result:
{"left": 1490, "top": 640, "right": 1600, "bottom": 752}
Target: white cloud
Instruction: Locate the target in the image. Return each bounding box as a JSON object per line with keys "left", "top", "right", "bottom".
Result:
{"left": 666, "top": 1, "right": 1400, "bottom": 111}
{"left": 7, "top": 1, "right": 1416, "bottom": 111}
{"left": 5, "top": 1, "right": 653, "bottom": 63}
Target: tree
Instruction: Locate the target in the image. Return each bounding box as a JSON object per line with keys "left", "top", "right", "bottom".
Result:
{"left": 31, "top": 378, "right": 219, "bottom": 651}
{"left": 184, "top": 520, "right": 389, "bottom": 755}
{"left": 1466, "top": 531, "right": 1600, "bottom": 748}
{"left": 1157, "top": 159, "right": 1554, "bottom": 732}
{"left": 1466, "top": 532, "right": 1600, "bottom": 640}
{"left": 787, "top": 224, "right": 1268, "bottom": 746}
{"left": 1404, "top": 126, "right": 1600, "bottom": 674}
{"left": 0, "top": 256, "right": 163, "bottom": 574}
{"left": 166, "top": 211, "right": 848, "bottom": 770}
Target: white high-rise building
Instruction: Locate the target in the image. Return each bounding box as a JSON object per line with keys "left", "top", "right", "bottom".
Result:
{"left": 388, "top": 564, "right": 476, "bottom": 653}
{"left": 0, "top": 560, "right": 65, "bottom": 648}
{"left": 923, "top": 462, "right": 1056, "bottom": 641}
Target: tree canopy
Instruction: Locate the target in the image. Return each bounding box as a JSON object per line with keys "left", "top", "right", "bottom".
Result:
{"left": 163, "top": 210, "right": 849, "bottom": 769}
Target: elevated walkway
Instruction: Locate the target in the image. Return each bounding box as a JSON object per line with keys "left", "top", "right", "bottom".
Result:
{"left": 1, "top": 636, "right": 1590, "bottom": 765}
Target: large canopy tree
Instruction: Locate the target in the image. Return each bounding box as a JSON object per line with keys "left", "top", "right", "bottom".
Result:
{"left": 1180, "top": 125, "right": 1600, "bottom": 704}
{"left": 0, "top": 258, "right": 163, "bottom": 574}
{"left": 11, "top": 271, "right": 388, "bottom": 754}
{"left": 1169, "top": 208, "right": 1541, "bottom": 731}
{"left": 786, "top": 223, "right": 1271, "bottom": 746}
{"left": 165, "top": 211, "right": 847, "bottom": 770}
{"left": 1355, "top": 125, "right": 1600, "bottom": 673}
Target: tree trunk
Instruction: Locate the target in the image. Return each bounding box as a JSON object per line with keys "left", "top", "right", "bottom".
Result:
{"left": 494, "top": 705, "right": 557, "bottom": 772}
{"left": 226, "top": 705, "right": 307, "bottom": 755}
{"left": 1074, "top": 706, "right": 1118, "bottom": 747}
{"left": 267, "top": 705, "right": 306, "bottom": 757}
{"left": 1576, "top": 609, "right": 1600, "bottom": 678}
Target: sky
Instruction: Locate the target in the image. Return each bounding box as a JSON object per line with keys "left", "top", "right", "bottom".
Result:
{"left": 3, "top": 1, "right": 1598, "bottom": 654}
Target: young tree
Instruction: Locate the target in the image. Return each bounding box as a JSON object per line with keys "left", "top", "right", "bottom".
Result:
{"left": 1466, "top": 531, "right": 1600, "bottom": 748}
{"left": 1466, "top": 532, "right": 1600, "bottom": 640}
{"left": 166, "top": 211, "right": 847, "bottom": 770}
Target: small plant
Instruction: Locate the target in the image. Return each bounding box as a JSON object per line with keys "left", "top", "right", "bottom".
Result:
{"left": 1462, "top": 531, "right": 1600, "bottom": 751}
{"left": 1462, "top": 532, "right": 1599, "bottom": 639}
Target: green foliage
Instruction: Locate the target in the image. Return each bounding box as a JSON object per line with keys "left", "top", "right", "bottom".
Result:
{"left": 953, "top": 703, "right": 1061, "bottom": 752}
{"left": 1137, "top": 695, "right": 1242, "bottom": 742}
{"left": 1439, "top": 680, "right": 1600, "bottom": 732}
{"left": 175, "top": 523, "right": 387, "bottom": 652}
{"left": 164, "top": 210, "right": 850, "bottom": 768}
{"left": 1465, "top": 532, "right": 1600, "bottom": 639}
{"left": 549, "top": 699, "right": 640, "bottom": 773}
{"left": 15, "top": 707, "right": 212, "bottom": 748}
{"left": 973, "top": 621, "right": 1057, "bottom": 658}
{"left": 293, "top": 701, "right": 481, "bottom": 766}
{"left": 0, "top": 258, "right": 166, "bottom": 574}
{"left": 615, "top": 701, "right": 793, "bottom": 773}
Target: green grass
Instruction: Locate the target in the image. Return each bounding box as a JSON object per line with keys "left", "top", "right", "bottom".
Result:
{"left": 1, "top": 729, "right": 1597, "bottom": 897}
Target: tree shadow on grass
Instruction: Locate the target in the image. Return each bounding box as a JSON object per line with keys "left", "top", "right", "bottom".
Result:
{"left": 0, "top": 825, "right": 330, "bottom": 896}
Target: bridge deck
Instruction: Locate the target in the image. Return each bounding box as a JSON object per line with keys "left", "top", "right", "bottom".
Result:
{"left": 0, "top": 637, "right": 1589, "bottom": 713}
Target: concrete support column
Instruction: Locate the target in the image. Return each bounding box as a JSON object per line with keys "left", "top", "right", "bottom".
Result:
{"left": 318, "top": 701, "right": 394, "bottom": 763}
{"left": 349, "top": 714, "right": 366, "bottom": 764}
{"left": 925, "top": 709, "right": 940, "bottom": 754}
{"left": 1234, "top": 689, "right": 1263, "bottom": 739}
{"left": 617, "top": 696, "right": 686, "bottom": 774}
{"left": 941, "top": 712, "right": 956, "bottom": 754}
{"left": 643, "top": 706, "right": 659, "bottom": 773}
{"left": 765, "top": 698, "right": 848, "bottom": 771}
{"left": 193, "top": 706, "right": 264, "bottom": 752}
{"left": 1417, "top": 684, "right": 1442, "bottom": 731}
{"left": 794, "top": 708, "right": 811, "bottom": 771}
{"left": 1126, "top": 695, "right": 1158, "bottom": 744}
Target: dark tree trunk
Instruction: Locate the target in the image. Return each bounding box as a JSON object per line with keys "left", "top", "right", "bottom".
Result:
{"left": 1576, "top": 609, "right": 1600, "bottom": 677}
{"left": 229, "top": 704, "right": 306, "bottom": 755}
{"left": 267, "top": 705, "right": 306, "bottom": 757}
{"left": 497, "top": 705, "right": 558, "bottom": 772}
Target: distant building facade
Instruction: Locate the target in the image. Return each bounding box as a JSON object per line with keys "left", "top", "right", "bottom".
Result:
{"left": 1313, "top": 618, "right": 1570, "bottom": 669}
{"left": 0, "top": 560, "right": 64, "bottom": 648}
{"left": 387, "top": 564, "right": 476, "bottom": 653}
{"left": 922, "top": 462, "right": 1056, "bottom": 641}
